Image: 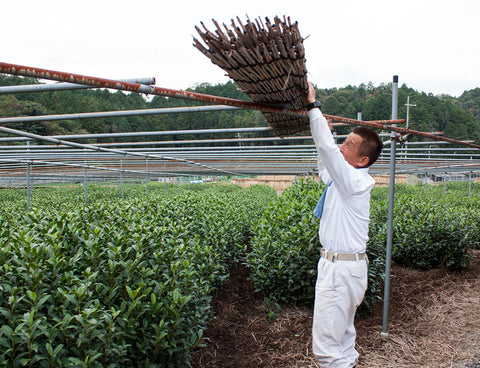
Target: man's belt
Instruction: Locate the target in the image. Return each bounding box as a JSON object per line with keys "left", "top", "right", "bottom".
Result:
{"left": 321, "top": 249, "right": 366, "bottom": 262}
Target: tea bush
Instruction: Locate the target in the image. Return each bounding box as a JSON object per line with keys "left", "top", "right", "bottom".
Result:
{"left": 0, "top": 184, "right": 276, "bottom": 367}
{"left": 246, "top": 179, "right": 322, "bottom": 305}
{"left": 387, "top": 185, "right": 480, "bottom": 269}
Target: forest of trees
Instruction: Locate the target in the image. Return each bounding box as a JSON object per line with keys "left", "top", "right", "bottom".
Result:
{"left": 1, "top": 74, "right": 479, "bottom": 146}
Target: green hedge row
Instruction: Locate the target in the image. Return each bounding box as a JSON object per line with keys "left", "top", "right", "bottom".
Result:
{"left": 378, "top": 184, "right": 480, "bottom": 269}
{"left": 0, "top": 184, "right": 276, "bottom": 367}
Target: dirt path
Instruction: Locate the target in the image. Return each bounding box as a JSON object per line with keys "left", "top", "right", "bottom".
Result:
{"left": 191, "top": 250, "right": 480, "bottom": 368}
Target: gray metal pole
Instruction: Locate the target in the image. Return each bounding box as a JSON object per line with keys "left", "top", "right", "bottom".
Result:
{"left": 145, "top": 159, "right": 149, "bottom": 194}
{"left": 469, "top": 171, "right": 472, "bottom": 196}
{"left": 0, "top": 105, "right": 242, "bottom": 125}
{"left": 0, "top": 78, "right": 155, "bottom": 94}
{"left": 27, "top": 162, "right": 31, "bottom": 211}
{"left": 84, "top": 166, "right": 88, "bottom": 204}
{"left": 381, "top": 75, "right": 399, "bottom": 339}
{"left": 0, "top": 126, "right": 272, "bottom": 143}
{"left": 120, "top": 159, "right": 124, "bottom": 196}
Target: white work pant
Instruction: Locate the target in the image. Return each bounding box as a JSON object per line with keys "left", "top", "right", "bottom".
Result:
{"left": 312, "top": 257, "right": 368, "bottom": 368}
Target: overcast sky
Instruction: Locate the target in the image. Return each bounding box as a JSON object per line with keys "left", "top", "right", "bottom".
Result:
{"left": 2, "top": 0, "right": 479, "bottom": 97}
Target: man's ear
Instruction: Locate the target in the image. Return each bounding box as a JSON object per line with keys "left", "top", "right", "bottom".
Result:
{"left": 358, "top": 156, "right": 370, "bottom": 168}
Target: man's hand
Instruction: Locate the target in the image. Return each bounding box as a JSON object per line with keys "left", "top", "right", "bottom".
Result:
{"left": 305, "top": 81, "right": 316, "bottom": 104}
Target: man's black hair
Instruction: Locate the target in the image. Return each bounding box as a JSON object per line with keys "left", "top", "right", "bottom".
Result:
{"left": 352, "top": 126, "right": 383, "bottom": 168}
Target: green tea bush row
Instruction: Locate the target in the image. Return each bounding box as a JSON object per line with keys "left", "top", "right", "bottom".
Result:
{"left": 0, "top": 182, "right": 219, "bottom": 214}
{"left": 246, "top": 180, "right": 323, "bottom": 305}
{"left": 376, "top": 184, "right": 480, "bottom": 269}
{"left": 0, "top": 184, "right": 276, "bottom": 367}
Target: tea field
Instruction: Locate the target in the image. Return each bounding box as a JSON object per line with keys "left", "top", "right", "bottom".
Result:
{"left": 1, "top": 181, "right": 479, "bottom": 367}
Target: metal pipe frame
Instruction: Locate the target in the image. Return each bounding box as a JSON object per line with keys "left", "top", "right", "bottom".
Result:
{"left": 3, "top": 62, "right": 480, "bottom": 151}
{"left": 1, "top": 62, "right": 479, "bottom": 182}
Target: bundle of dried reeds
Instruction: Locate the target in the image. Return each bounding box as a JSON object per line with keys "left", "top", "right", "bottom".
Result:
{"left": 193, "top": 16, "right": 309, "bottom": 136}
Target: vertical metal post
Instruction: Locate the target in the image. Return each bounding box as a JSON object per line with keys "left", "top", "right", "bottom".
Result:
{"left": 84, "top": 166, "right": 88, "bottom": 204}
{"left": 444, "top": 172, "right": 447, "bottom": 192}
{"left": 120, "top": 159, "right": 124, "bottom": 196}
{"left": 381, "top": 75, "right": 399, "bottom": 339}
{"left": 27, "top": 162, "right": 31, "bottom": 211}
{"left": 469, "top": 171, "right": 472, "bottom": 196}
{"left": 83, "top": 151, "right": 88, "bottom": 204}
{"left": 163, "top": 161, "right": 167, "bottom": 195}
{"left": 145, "top": 158, "right": 149, "bottom": 194}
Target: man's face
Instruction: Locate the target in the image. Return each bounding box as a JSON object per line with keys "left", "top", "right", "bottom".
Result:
{"left": 339, "top": 133, "right": 369, "bottom": 168}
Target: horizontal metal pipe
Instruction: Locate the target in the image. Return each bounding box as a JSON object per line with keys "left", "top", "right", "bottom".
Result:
{"left": 2, "top": 143, "right": 475, "bottom": 154}
{"left": 0, "top": 78, "right": 155, "bottom": 94}
{"left": 13, "top": 145, "right": 475, "bottom": 161}
{"left": 0, "top": 105, "right": 243, "bottom": 125}
{"left": 0, "top": 127, "right": 390, "bottom": 143}
{"left": 0, "top": 126, "right": 272, "bottom": 142}
{"left": 0, "top": 137, "right": 315, "bottom": 149}
{"left": 0, "top": 158, "right": 167, "bottom": 176}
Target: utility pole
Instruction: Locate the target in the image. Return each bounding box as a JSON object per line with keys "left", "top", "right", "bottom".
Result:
{"left": 403, "top": 97, "right": 416, "bottom": 159}
{"left": 405, "top": 96, "right": 416, "bottom": 130}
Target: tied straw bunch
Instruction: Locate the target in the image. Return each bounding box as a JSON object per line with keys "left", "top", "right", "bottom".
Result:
{"left": 193, "top": 16, "right": 310, "bottom": 137}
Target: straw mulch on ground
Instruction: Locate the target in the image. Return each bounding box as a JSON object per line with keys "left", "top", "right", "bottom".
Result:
{"left": 193, "top": 16, "right": 309, "bottom": 137}
{"left": 190, "top": 250, "right": 480, "bottom": 368}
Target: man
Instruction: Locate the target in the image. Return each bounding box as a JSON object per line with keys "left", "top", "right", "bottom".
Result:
{"left": 305, "top": 81, "right": 383, "bottom": 367}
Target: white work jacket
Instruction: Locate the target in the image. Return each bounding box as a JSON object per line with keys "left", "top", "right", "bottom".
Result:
{"left": 309, "top": 108, "right": 374, "bottom": 254}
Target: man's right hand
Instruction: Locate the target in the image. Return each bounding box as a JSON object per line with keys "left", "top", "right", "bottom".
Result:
{"left": 305, "top": 81, "right": 316, "bottom": 104}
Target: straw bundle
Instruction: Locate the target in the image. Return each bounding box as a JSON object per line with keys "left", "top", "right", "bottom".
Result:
{"left": 193, "top": 16, "right": 309, "bottom": 136}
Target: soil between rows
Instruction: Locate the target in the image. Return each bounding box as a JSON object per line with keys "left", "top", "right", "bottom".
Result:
{"left": 190, "top": 250, "right": 480, "bottom": 368}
